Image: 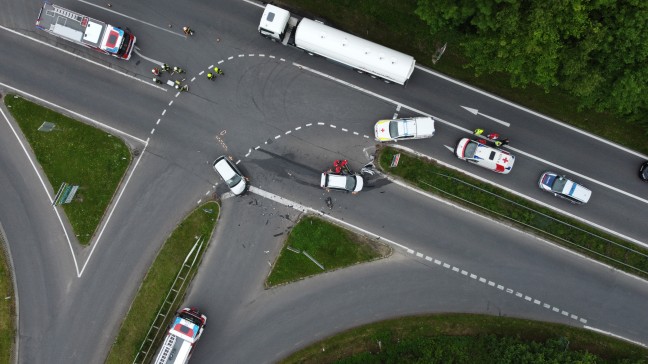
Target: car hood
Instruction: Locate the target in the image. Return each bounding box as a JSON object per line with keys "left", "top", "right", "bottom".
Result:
{"left": 230, "top": 179, "right": 247, "bottom": 195}
{"left": 415, "top": 118, "right": 435, "bottom": 137}
{"left": 562, "top": 181, "right": 591, "bottom": 203}
{"left": 353, "top": 175, "right": 364, "bottom": 192}
{"left": 374, "top": 120, "right": 391, "bottom": 141}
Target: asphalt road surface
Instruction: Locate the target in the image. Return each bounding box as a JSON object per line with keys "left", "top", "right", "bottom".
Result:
{"left": 0, "top": 0, "right": 647, "bottom": 363}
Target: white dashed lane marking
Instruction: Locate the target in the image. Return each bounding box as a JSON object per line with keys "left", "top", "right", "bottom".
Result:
{"left": 405, "top": 246, "right": 588, "bottom": 324}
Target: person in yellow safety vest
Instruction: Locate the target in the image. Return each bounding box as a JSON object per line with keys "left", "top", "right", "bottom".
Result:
{"left": 207, "top": 73, "right": 214, "bottom": 80}
{"left": 214, "top": 66, "right": 224, "bottom": 75}
{"left": 161, "top": 63, "right": 170, "bottom": 72}
{"left": 174, "top": 80, "right": 181, "bottom": 89}
{"left": 173, "top": 66, "right": 184, "bottom": 74}
{"left": 474, "top": 128, "right": 484, "bottom": 136}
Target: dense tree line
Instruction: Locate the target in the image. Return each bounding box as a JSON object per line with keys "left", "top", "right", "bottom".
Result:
{"left": 415, "top": 0, "right": 648, "bottom": 127}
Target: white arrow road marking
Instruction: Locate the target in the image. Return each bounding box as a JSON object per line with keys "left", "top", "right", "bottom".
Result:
{"left": 461, "top": 106, "right": 510, "bottom": 127}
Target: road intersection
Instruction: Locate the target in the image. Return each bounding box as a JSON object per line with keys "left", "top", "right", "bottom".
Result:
{"left": 1, "top": 0, "right": 647, "bottom": 362}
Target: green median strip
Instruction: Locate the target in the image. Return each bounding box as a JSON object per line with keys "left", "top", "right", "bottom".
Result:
{"left": 378, "top": 146, "right": 648, "bottom": 280}
{"left": 267, "top": 216, "right": 391, "bottom": 287}
{"left": 281, "top": 314, "right": 648, "bottom": 363}
{"left": 3, "top": 94, "right": 131, "bottom": 245}
{"left": 0, "top": 229, "right": 15, "bottom": 364}
{"left": 105, "top": 202, "right": 219, "bottom": 364}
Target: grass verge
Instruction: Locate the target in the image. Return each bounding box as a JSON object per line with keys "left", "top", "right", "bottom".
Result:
{"left": 267, "top": 215, "right": 391, "bottom": 287}
{"left": 274, "top": 0, "right": 648, "bottom": 155}
{"left": 105, "top": 201, "right": 219, "bottom": 364}
{"left": 378, "top": 146, "right": 648, "bottom": 279}
{"left": 4, "top": 94, "right": 131, "bottom": 245}
{"left": 0, "top": 231, "right": 15, "bottom": 364}
{"left": 281, "top": 314, "right": 648, "bottom": 363}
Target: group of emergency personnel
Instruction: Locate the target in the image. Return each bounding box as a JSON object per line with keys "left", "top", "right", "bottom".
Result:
{"left": 151, "top": 63, "right": 225, "bottom": 91}
{"left": 151, "top": 63, "right": 190, "bottom": 91}
{"left": 474, "top": 128, "right": 510, "bottom": 147}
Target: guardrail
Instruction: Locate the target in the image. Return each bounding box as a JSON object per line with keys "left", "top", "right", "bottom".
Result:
{"left": 132, "top": 236, "right": 204, "bottom": 364}
{"left": 418, "top": 175, "right": 648, "bottom": 277}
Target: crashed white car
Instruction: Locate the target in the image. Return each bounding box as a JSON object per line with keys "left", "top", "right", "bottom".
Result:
{"left": 374, "top": 117, "right": 435, "bottom": 142}
{"left": 455, "top": 138, "right": 515, "bottom": 174}
{"left": 320, "top": 172, "right": 363, "bottom": 193}
{"left": 213, "top": 156, "right": 247, "bottom": 195}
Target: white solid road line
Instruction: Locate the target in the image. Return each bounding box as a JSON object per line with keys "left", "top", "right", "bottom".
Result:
{"left": 585, "top": 326, "right": 647, "bottom": 348}
{"left": 1, "top": 105, "right": 80, "bottom": 275}
{"left": 293, "top": 63, "right": 470, "bottom": 134}
{"left": 294, "top": 63, "right": 648, "bottom": 208}
{"left": 249, "top": 186, "right": 409, "bottom": 250}
{"left": 392, "top": 144, "right": 647, "bottom": 248}
{"left": 249, "top": 186, "right": 593, "bottom": 326}
{"left": 240, "top": 0, "right": 265, "bottom": 9}
{"left": 508, "top": 145, "right": 648, "bottom": 205}
{"left": 0, "top": 25, "right": 165, "bottom": 91}
{"left": 77, "top": 139, "right": 150, "bottom": 277}
{"left": 0, "top": 82, "right": 148, "bottom": 144}
{"left": 76, "top": 0, "right": 183, "bottom": 37}
{"left": 415, "top": 65, "right": 648, "bottom": 159}
{"left": 1, "top": 83, "right": 150, "bottom": 277}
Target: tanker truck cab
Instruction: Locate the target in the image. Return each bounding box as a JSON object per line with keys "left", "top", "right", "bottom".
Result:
{"left": 258, "top": 4, "right": 290, "bottom": 41}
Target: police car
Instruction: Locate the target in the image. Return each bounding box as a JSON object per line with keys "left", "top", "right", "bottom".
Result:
{"left": 538, "top": 172, "right": 591, "bottom": 204}
{"left": 454, "top": 138, "right": 515, "bottom": 174}
{"left": 374, "top": 117, "right": 435, "bottom": 142}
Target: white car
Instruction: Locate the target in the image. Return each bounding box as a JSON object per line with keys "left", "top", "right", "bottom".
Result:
{"left": 320, "top": 172, "right": 364, "bottom": 193}
{"left": 538, "top": 172, "right": 591, "bottom": 204}
{"left": 213, "top": 156, "right": 247, "bottom": 195}
{"left": 455, "top": 138, "right": 515, "bottom": 174}
{"left": 374, "top": 116, "right": 435, "bottom": 142}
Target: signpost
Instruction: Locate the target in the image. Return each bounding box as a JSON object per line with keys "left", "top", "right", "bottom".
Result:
{"left": 390, "top": 153, "right": 401, "bottom": 168}
{"left": 53, "top": 182, "right": 79, "bottom": 206}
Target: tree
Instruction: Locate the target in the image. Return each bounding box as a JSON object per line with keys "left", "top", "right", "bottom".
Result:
{"left": 415, "top": 0, "right": 648, "bottom": 123}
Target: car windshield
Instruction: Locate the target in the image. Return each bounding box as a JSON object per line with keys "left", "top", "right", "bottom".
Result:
{"left": 551, "top": 176, "right": 567, "bottom": 192}
{"left": 464, "top": 141, "right": 478, "bottom": 158}
{"left": 226, "top": 174, "right": 242, "bottom": 188}
{"left": 345, "top": 176, "right": 357, "bottom": 191}
{"left": 179, "top": 311, "right": 203, "bottom": 326}
{"left": 389, "top": 121, "right": 399, "bottom": 138}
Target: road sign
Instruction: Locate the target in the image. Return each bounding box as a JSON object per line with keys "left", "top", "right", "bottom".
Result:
{"left": 390, "top": 153, "right": 401, "bottom": 168}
